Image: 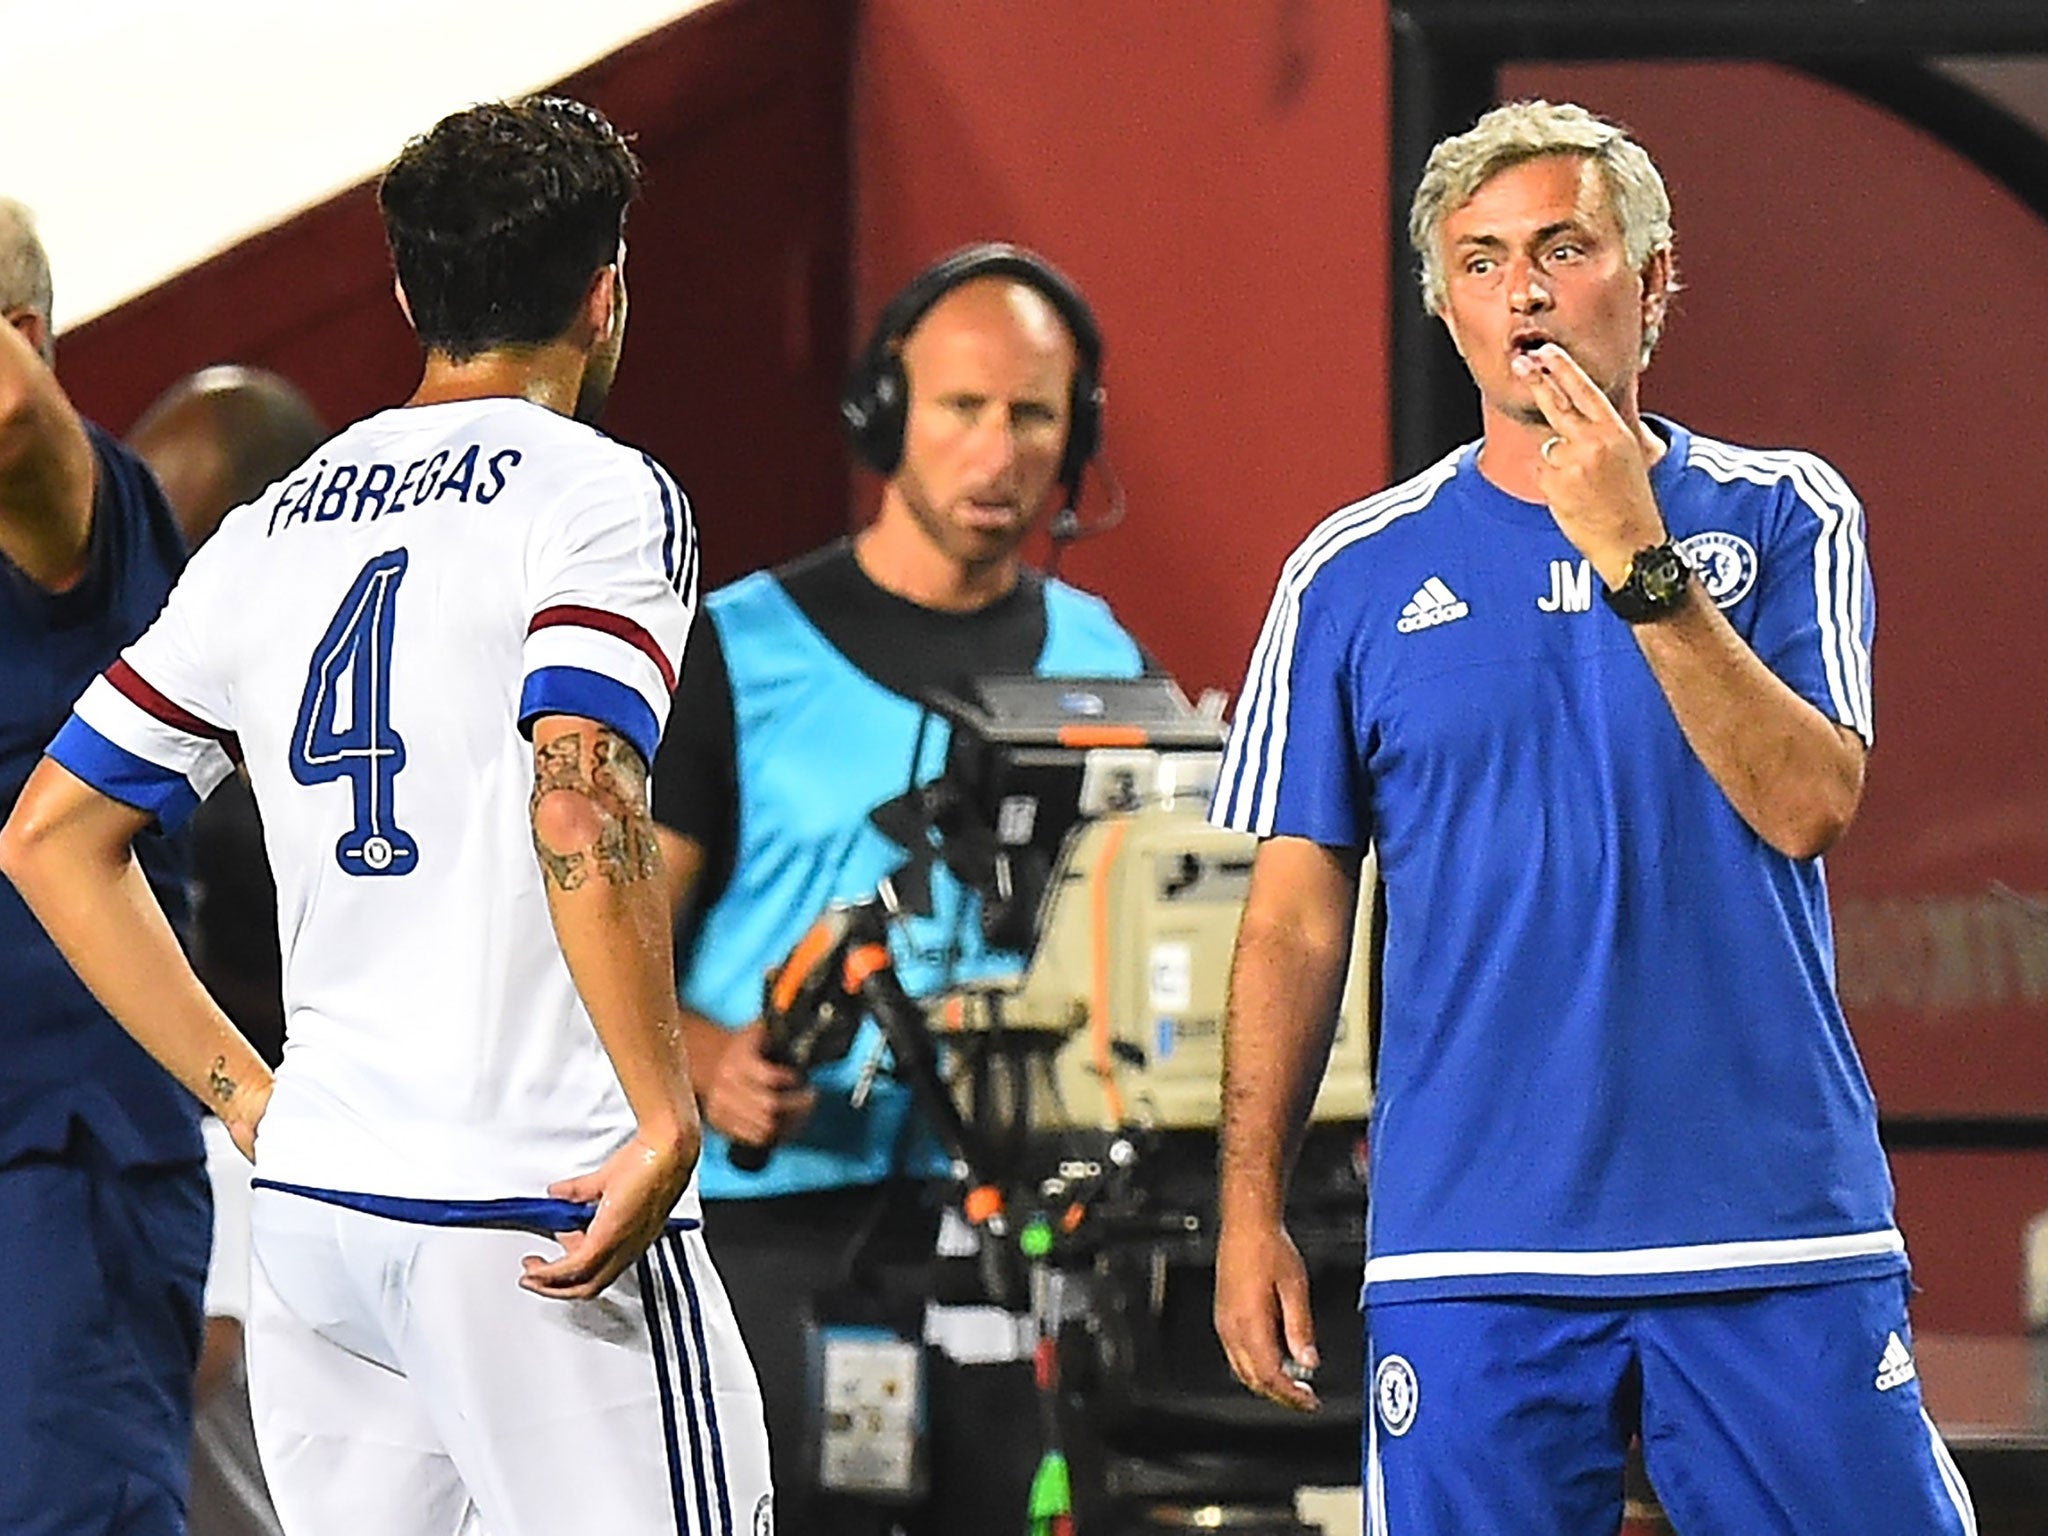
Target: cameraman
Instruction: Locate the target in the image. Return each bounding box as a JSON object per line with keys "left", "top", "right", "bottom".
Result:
{"left": 651, "top": 245, "right": 1146, "bottom": 1534}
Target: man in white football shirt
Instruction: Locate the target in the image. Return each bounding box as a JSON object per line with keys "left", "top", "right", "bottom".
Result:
{"left": 0, "top": 96, "right": 771, "bottom": 1536}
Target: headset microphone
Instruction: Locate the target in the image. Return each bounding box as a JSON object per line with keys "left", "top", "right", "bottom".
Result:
{"left": 1045, "top": 452, "right": 1125, "bottom": 579}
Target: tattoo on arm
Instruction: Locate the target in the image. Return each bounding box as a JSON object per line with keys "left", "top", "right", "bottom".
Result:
{"left": 590, "top": 732, "right": 660, "bottom": 885}
{"left": 208, "top": 1055, "right": 237, "bottom": 1105}
{"left": 532, "top": 733, "right": 591, "bottom": 891}
{"left": 530, "top": 726, "right": 661, "bottom": 893}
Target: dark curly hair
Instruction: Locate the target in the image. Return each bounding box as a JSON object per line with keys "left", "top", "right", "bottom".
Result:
{"left": 378, "top": 96, "right": 642, "bottom": 360}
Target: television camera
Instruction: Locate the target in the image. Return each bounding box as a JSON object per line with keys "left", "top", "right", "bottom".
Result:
{"left": 752, "top": 675, "right": 1377, "bottom": 1533}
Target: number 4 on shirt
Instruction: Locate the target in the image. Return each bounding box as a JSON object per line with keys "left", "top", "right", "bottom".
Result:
{"left": 291, "top": 548, "right": 419, "bottom": 876}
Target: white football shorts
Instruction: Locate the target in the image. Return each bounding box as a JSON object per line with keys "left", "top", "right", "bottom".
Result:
{"left": 246, "top": 1188, "right": 772, "bottom": 1536}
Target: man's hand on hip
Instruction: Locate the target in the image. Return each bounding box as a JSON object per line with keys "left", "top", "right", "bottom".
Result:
{"left": 520, "top": 1123, "right": 699, "bottom": 1301}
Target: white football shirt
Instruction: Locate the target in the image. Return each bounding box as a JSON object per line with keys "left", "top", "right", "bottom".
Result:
{"left": 51, "top": 397, "right": 698, "bottom": 1218}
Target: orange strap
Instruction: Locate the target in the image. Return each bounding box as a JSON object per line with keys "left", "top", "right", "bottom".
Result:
{"left": 770, "top": 916, "right": 841, "bottom": 1015}
{"left": 1057, "top": 724, "right": 1148, "bottom": 749}
{"left": 1088, "top": 820, "right": 1130, "bottom": 1127}
{"left": 840, "top": 942, "right": 892, "bottom": 993}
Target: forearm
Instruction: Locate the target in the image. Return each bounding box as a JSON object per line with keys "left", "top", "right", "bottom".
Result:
{"left": 531, "top": 718, "right": 698, "bottom": 1148}
{"left": 678, "top": 1008, "right": 737, "bottom": 1090}
{"left": 648, "top": 823, "right": 734, "bottom": 1090}
{"left": 1219, "top": 842, "right": 1358, "bottom": 1229}
{"left": 0, "top": 762, "right": 271, "bottom": 1137}
{"left": 1512, "top": 350, "right": 1864, "bottom": 859}
{"left": 1633, "top": 589, "right": 1865, "bottom": 858}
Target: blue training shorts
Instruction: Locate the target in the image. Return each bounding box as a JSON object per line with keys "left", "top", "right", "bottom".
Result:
{"left": 1364, "top": 1276, "right": 1977, "bottom": 1536}
{"left": 0, "top": 1138, "right": 210, "bottom": 1536}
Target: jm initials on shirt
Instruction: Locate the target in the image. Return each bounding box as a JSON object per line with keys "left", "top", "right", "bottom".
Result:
{"left": 1537, "top": 558, "right": 1593, "bottom": 614}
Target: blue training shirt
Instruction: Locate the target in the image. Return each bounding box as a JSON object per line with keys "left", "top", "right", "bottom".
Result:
{"left": 1212, "top": 419, "right": 1903, "bottom": 1303}
{"left": 0, "top": 423, "right": 200, "bottom": 1169}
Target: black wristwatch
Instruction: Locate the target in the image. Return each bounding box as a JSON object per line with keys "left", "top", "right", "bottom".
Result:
{"left": 1602, "top": 539, "right": 1693, "bottom": 624}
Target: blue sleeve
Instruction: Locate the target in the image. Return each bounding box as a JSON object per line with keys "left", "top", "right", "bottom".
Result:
{"left": 1211, "top": 579, "right": 1367, "bottom": 848}
{"left": 1746, "top": 454, "right": 1875, "bottom": 745}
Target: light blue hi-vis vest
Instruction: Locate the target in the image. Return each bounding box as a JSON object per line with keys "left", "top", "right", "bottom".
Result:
{"left": 689, "top": 570, "right": 1145, "bottom": 1200}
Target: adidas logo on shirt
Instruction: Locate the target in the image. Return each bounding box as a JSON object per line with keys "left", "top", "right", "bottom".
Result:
{"left": 1396, "top": 576, "right": 1470, "bottom": 633}
{"left": 1875, "top": 1331, "right": 1917, "bottom": 1392}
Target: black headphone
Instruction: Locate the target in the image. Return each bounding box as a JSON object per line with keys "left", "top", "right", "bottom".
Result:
{"left": 840, "top": 242, "right": 1105, "bottom": 510}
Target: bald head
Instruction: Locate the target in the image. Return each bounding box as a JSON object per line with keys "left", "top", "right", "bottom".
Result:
{"left": 0, "top": 197, "right": 56, "bottom": 364}
{"left": 129, "top": 366, "right": 327, "bottom": 548}
{"left": 904, "top": 276, "right": 1077, "bottom": 378}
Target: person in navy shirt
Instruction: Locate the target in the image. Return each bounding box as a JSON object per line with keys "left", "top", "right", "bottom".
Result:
{"left": 1210, "top": 103, "right": 1975, "bottom": 1534}
{"left": 0, "top": 196, "right": 210, "bottom": 1535}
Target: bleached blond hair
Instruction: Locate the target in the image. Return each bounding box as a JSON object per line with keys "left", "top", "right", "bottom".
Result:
{"left": 1409, "top": 100, "right": 1678, "bottom": 361}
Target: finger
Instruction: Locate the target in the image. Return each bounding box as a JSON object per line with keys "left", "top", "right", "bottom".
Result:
{"left": 755, "top": 1061, "right": 805, "bottom": 1091}
{"left": 734, "top": 1055, "right": 804, "bottom": 1091}
{"left": 773, "top": 1088, "right": 818, "bottom": 1136}
{"left": 546, "top": 1172, "right": 603, "bottom": 1203}
{"left": 1531, "top": 343, "right": 1623, "bottom": 428}
{"left": 1215, "top": 1298, "right": 1287, "bottom": 1394}
{"left": 1265, "top": 1374, "right": 1321, "bottom": 1413}
{"left": 1216, "top": 1317, "right": 1274, "bottom": 1396}
{"left": 520, "top": 1266, "right": 605, "bottom": 1300}
{"left": 519, "top": 1232, "right": 589, "bottom": 1289}
{"left": 1511, "top": 354, "right": 1577, "bottom": 434}
{"left": 1243, "top": 1352, "right": 1319, "bottom": 1413}
{"left": 1278, "top": 1271, "right": 1319, "bottom": 1375}
{"left": 520, "top": 1223, "right": 632, "bottom": 1299}
{"left": 520, "top": 1258, "right": 622, "bottom": 1300}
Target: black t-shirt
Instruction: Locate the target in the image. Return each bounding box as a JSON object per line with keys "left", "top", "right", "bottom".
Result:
{"left": 650, "top": 539, "right": 1057, "bottom": 921}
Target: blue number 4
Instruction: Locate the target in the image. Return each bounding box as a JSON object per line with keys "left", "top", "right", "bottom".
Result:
{"left": 292, "top": 549, "right": 419, "bottom": 876}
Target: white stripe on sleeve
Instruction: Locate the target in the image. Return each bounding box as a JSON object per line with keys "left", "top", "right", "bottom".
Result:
{"left": 1214, "top": 452, "right": 1460, "bottom": 837}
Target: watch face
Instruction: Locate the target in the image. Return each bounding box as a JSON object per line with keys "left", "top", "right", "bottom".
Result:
{"left": 1603, "top": 542, "right": 1692, "bottom": 622}
{"left": 1641, "top": 549, "right": 1689, "bottom": 603}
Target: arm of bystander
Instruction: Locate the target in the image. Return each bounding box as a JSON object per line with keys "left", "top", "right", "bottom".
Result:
{"left": 0, "top": 759, "right": 274, "bottom": 1155}
{"left": 648, "top": 610, "right": 814, "bottom": 1153}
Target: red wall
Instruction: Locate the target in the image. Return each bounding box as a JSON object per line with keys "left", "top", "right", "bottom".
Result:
{"left": 853, "top": 0, "right": 1393, "bottom": 697}
{"left": 58, "top": 0, "right": 856, "bottom": 590}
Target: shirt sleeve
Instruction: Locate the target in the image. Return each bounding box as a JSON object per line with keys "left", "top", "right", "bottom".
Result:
{"left": 649, "top": 607, "right": 741, "bottom": 959}
{"left": 1209, "top": 569, "right": 1366, "bottom": 848}
{"left": 1745, "top": 452, "right": 1876, "bottom": 746}
{"left": 45, "top": 529, "right": 241, "bottom": 836}
{"left": 650, "top": 609, "right": 738, "bottom": 851}
{"left": 517, "top": 450, "right": 696, "bottom": 770}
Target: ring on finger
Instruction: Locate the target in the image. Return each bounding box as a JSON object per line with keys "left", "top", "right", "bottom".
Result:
{"left": 1540, "top": 435, "right": 1563, "bottom": 466}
